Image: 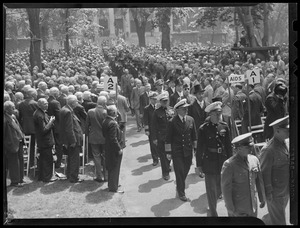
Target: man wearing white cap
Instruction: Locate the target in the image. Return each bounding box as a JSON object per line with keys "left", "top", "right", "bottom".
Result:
{"left": 221, "top": 133, "right": 266, "bottom": 217}
{"left": 165, "top": 99, "right": 197, "bottom": 201}
{"left": 196, "top": 101, "right": 232, "bottom": 216}
{"left": 259, "top": 115, "right": 289, "bottom": 225}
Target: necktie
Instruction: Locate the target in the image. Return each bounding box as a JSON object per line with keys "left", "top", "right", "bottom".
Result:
{"left": 182, "top": 117, "right": 185, "bottom": 125}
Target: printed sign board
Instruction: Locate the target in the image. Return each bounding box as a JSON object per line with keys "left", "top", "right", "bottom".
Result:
{"left": 104, "top": 75, "right": 118, "bottom": 92}
{"left": 246, "top": 69, "right": 260, "bottom": 85}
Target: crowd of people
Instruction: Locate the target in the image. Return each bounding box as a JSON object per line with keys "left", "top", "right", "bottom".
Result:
{"left": 4, "top": 38, "right": 290, "bottom": 224}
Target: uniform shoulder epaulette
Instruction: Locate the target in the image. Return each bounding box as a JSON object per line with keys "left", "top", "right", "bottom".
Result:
{"left": 200, "top": 122, "right": 209, "bottom": 129}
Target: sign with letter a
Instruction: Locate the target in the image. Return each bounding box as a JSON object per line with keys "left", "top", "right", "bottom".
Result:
{"left": 104, "top": 75, "right": 117, "bottom": 92}
{"left": 246, "top": 69, "right": 260, "bottom": 85}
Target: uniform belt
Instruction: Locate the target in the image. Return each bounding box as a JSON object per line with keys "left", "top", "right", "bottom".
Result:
{"left": 207, "top": 147, "right": 222, "bottom": 153}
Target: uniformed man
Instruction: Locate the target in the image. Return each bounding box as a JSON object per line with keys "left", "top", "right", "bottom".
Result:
{"left": 143, "top": 91, "right": 159, "bottom": 166}
{"left": 196, "top": 101, "right": 232, "bottom": 217}
{"left": 259, "top": 115, "right": 289, "bottom": 225}
{"left": 152, "top": 92, "right": 174, "bottom": 180}
{"left": 221, "top": 133, "right": 266, "bottom": 217}
{"left": 165, "top": 99, "right": 197, "bottom": 201}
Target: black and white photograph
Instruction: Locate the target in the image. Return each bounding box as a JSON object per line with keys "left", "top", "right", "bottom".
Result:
{"left": 3, "top": 3, "right": 297, "bottom": 225}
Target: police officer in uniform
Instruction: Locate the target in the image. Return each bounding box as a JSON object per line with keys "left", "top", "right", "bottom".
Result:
{"left": 165, "top": 99, "right": 197, "bottom": 201}
{"left": 144, "top": 91, "right": 159, "bottom": 166}
{"left": 152, "top": 92, "right": 174, "bottom": 180}
{"left": 259, "top": 115, "right": 289, "bottom": 225}
{"left": 221, "top": 133, "right": 266, "bottom": 217}
{"left": 196, "top": 101, "right": 232, "bottom": 216}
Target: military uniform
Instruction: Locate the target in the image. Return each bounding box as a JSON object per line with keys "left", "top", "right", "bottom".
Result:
{"left": 151, "top": 93, "right": 174, "bottom": 180}
{"left": 221, "top": 133, "right": 266, "bottom": 217}
{"left": 259, "top": 115, "right": 290, "bottom": 225}
{"left": 196, "top": 101, "right": 232, "bottom": 216}
{"left": 165, "top": 99, "right": 197, "bottom": 200}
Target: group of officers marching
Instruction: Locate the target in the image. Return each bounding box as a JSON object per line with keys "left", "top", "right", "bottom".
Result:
{"left": 142, "top": 84, "right": 290, "bottom": 225}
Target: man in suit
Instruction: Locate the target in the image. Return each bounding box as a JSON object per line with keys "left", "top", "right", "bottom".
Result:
{"left": 36, "top": 81, "right": 48, "bottom": 100}
{"left": 203, "top": 77, "right": 214, "bottom": 104}
{"left": 33, "top": 98, "right": 57, "bottom": 182}
{"left": 143, "top": 92, "right": 159, "bottom": 166}
{"left": 169, "top": 77, "right": 183, "bottom": 108}
{"left": 130, "top": 78, "right": 143, "bottom": 132}
{"left": 188, "top": 84, "right": 209, "bottom": 132}
{"left": 4, "top": 101, "right": 25, "bottom": 187}
{"left": 86, "top": 96, "right": 108, "bottom": 182}
{"left": 17, "top": 88, "right": 38, "bottom": 169}
{"left": 221, "top": 133, "right": 266, "bottom": 217}
{"left": 102, "top": 105, "right": 124, "bottom": 193}
{"left": 59, "top": 95, "right": 84, "bottom": 183}
{"left": 82, "top": 91, "right": 97, "bottom": 113}
{"left": 57, "top": 85, "right": 68, "bottom": 107}
{"left": 165, "top": 99, "right": 197, "bottom": 201}
{"left": 166, "top": 76, "right": 176, "bottom": 98}
{"left": 196, "top": 101, "right": 232, "bottom": 216}
{"left": 48, "top": 87, "right": 63, "bottom": 169}
{"left": 231, "top": 83, "right": 247, "bottom": 121}
{"left": 139, "top": 83, "right": 151, "bottom": 128}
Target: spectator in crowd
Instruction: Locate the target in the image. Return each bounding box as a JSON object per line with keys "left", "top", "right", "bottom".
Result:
{"left": 166, "top": 76, "right": 176, "bottom": 98}
{"left": 57, "top": 85, "right": 69, "bottom": 107}
{"left": 86, "top": 96, "right": 108, "bottom": 183}
{"left": 169, "top": 77, "right": 184, "bottom": 108}
{"left": 196, "top": 101, "right": 232, "bottom": 217}
{"left": 130, "top": 78, "right": 143, "bottom": 132}
{"left": 4, "top": 101, "right": 25, "bottom": 187}
{"left": 203, "top": 77, "right": 214, "bottom": 105}
{"left": 213, "top": 76, "right": 225, "bottom": 99}
{"left": 17, "top": 88, "right": 38, "bottom": 169}
{"left": 276, "top": 55, "right": 286, "bottom": 77}
{"left": 33, "top": 98, "right": 57, "bottom": 182}
{"left": 231, "top": 83, "right": 247, "bottom": 121}
{"left": 37, "top": 81, "right": 48, "bottom": 100}
{"left": 139, "top": 83, "right": 151, "bottom": 128}
{"left": 221, "top": 133, "right": 265, "bottom": 217}
{"left": 102, "top": 105, "right": 124, "bottom": 193}
{"left": 82, "top": 91, "right": 97, "bottom": 113}
{"left": 259, "top": 115, "right": 289, "bottom": 225}
{"left": 14, "top": 91, "right": 24, "bottom": 110}
{"left": 59, "top": 95, "right": 84, "bottom": 183}
{"left": 120, "top": 69, "right": 132, "bottom": 99}
{"left": 154, "top": 79, "right": 165, "bottom": 95}
{"left": 221, "top": 80, "right": 234, "bottom": 124}
{"left": 143, "top": 91, "right": 159, "bottom": 166}
{"left": 5, "top": 81, "right": 16, "bottom": 103}
{"left": 165, "top": 99, "right": 197, "bottom": 202}
{"left": 239, "top": 31, "right": 248, "bottom": 47}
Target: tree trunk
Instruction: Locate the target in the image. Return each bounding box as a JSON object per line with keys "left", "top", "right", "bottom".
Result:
{"left": 41, "top": 24, "right": 48, "bottom": 51}
{"left": 262, "top": 3, "right": 269, "bottom": 46}
{"left": 64, "top": 8, "right": 70, "bottom": 56}
{"left": 239, "top": 6, "right": 259, "bottom": 47}
{"left": 26, "top": 8, "right": 42, "bottom": 75}
{"left": 160, "top": 9, "right": 171, "bottom": 51}
{"left": 137, "top": 25, "right": 146, "bottom": 47}
{"left": 234, "top": 8, "right": 239, "bottom": 45}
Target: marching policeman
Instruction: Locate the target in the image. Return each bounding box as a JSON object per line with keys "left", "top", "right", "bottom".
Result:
{"left": 144, "top": 91, "right": 159, "bottom": 166}
{"left": 196, "top": 101, "right": 232, "bottom": 217}
{"left": 221, "top": 133, "right": 266, "bottom": 217}
{"left": 165, "top": 99, "right": 197, "bottom": 201}
{"left": 259, "top": 115, "right": 290, "bottom": 225}
{"left": 151, "top": 92, "right": 174, "bottom": 181}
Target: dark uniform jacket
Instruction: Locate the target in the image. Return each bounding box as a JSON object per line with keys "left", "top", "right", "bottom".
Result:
{"left": 18, "top": 98, "right": 39, "bottom": 135}
{"left": 188, "top": 99, "right": 208, "bottom": 131}
{"left": 4, "top": 113, "right": 24, "bottom": 154}
{"left": 165, "top": 115, "right": 197, "bottom": 158}
{"left": 151, "top": 106, "right": 174, "bottom": 142}
{"left": 47, "top": 95, "right": 61, "bottom": 134}
{"left": 139, "top": 92, "right": 149, "bottom": 116}
{"left": 59, "top": 105, "right": 83, "bottom": 147}
{"left": 196, "top": 120, "right": 232, "bottom": 174}
{"left": 33, "top": 107, "right": 55, "bottom": 149}
{"left": 102, "top": 116, "right": 122, "bottom": 170}
{"left": 143, "top": 103, "right": 156, "bottom": 136}
{"left": 169, "top": 91, "right": 181, "bottom": 108}
{"left": 259, "top": 137, "right": 289, "bottom": 198}
{"left": 221, "top": 154, "right": 265, "bottom": 216}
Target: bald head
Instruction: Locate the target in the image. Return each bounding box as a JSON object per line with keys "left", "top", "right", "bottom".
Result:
{"left": 66, "top": 95, "right": 78, "bottom": 108}
{"left": 106, "top": 104, "right": 118, "bottom": 117}
{"left": 49, "top": 87, "right": 60, "bottom": 98}
{"left": 97, "top": 96, "right": 107, "bottom": 106}
{"left": 83, "top": 91, "right": 92, "bottom": 101}
{"left": 27, "top": 88, "right": 37, "bottom": 100}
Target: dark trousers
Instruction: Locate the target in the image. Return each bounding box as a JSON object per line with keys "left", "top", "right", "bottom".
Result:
{"left": 66, "top": 145, "right": 80, "bottom": 182}
{"left": 90, "top": 144, "right": 107, "bottom": 180}
{"left": 267, "top": 195, "right": 289, "bottom": 225}
{"left": 108, "top": 153, "right": 123, "bottom": 192}
{"left": 6, "top": 142, "right": 24, "bottom": 184}
{"left": 37, "top": 147, "right": 54, "bottom": 181}
{"left": 205, "top": 174, "right": 222, "bottom": 217}
{"left": 173, "top": 154, "right": 192, "bottom": 197}
{"left": 53, "top": 132, "right": 63, "bottom": 169}
{"left": 148, "top": 135, "right": 159, "bottom": 162}
{"left": 157, "top": 140, "right": 171, "bottom": 177}
{"left": 27, "top": 134, "right": 36, "bottom": 167}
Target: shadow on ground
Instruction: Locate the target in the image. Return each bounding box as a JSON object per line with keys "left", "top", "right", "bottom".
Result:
{"left": 11, "top": 180, "right": 46, "bottom": 196}
{"left": 39, "top": 179, "right": 73, "bottom": 195}
{"left": 137, "top": 154, "right": 152, "bottom": 163}
{"left": 150, "top": 197, "right": 186, "bottom": 217}
{"left": 69, "top": 180, "right": 104, "bottom": 193}
{"left": 85, "top": 187, "right": 114, "bottom": 204}
{"left": 138, "top": 178, "right": 173, "bottom": 193}
{"left": 190, "top": 193, "right": 208, "bottom": 215}
{"left": 131, "top": 163, "right": 159, "bottom": 176}
{"left": 130, "top": 139, "right": 149, "bottom": 147}
{"left": 185, "top": 173, "right": 204, "bottom": 188}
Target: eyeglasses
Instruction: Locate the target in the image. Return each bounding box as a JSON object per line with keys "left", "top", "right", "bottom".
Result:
{"left": 184, "top": 88, "right": 190, "bottom": 90}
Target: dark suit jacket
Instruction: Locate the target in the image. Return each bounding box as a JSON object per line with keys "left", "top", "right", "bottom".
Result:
{"left": 57, "top": 94, "right": 67, "bottom": 108}
{"left": 86, "top": 105, "right": 107, "bottom": 144}
{"left": 165, "top": 115, "right": 197, "bottom": 158}
{"left": 4, "top": 113, "right": 24, "bottom": 154}
{"left": 143, "top": 104, "right": 155, "bottom": 135}
{"left": 167, "top": 87, "right": 175, "bottom": 98}
{"left": 169, "top": 91, "right": 181, "bottom": 108}
{"left": 148, "top": 78, "right": 157, "bottom": 91}
{"left": 188, "top": 99, "right": 208, "bottom": 131}
{"left": 139, "top": 92, "right": 149, "bottom": 115}
{"left": 59, "top": 105, "right": 83, "bottom": 146}
{"left": 102, "top": 116, "right": 122, "bottom": 170}
{"left": 73, "top": 104, "right": 87, "bottom": 133}
{"left": 82, "top": 100, "right": 97, "bottom": 113}
{"left": 33, "top": 107, "right": 55, "bottom": 148}
{"left": 47, "top": 96, "right": 61, "bottom": 134}
{"left": 18, "top": 98, "right": 39, "bottom": 134}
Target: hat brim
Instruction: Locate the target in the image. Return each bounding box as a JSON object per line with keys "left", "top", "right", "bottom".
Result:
{"left": 176, "top": 103, "right": 191, "bottom": 109}
{"left": 210, "top": 108, "right": 222, "bottom": 113}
